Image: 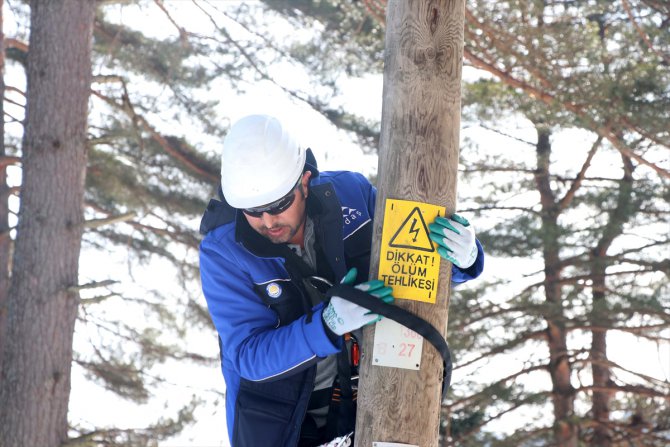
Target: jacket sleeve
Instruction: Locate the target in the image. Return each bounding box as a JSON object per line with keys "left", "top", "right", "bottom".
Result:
{"left": 200, "top": 238, "right": 341, "bottom": 382}
{"left": 451, "top": 239, "right": 485, "bottom": 284}
{"left": 361, "top": 173, "right": 376, "bottom": 217}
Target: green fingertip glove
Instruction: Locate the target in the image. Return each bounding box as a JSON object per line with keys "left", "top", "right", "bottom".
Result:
{"left": 429, "top": 216, "right": 460, "bottom": 235}
{"left": 428, "top": 213, "right": 477, "bottom": 269}
{"left": 355, "top": 279, "right": 394, "bottom": 304}
{"left": 340, "top": 267, "right": 358, "bottom": 285}
{"left": 340, "top": 268, "right": 394, "bottom": 304}
{"left": 450, "top": 213, "right": 470, "bottom": 227}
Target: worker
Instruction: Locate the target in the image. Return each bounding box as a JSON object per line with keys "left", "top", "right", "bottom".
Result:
{"left": 199, "top": 114, "right": 484, "bottom": 447}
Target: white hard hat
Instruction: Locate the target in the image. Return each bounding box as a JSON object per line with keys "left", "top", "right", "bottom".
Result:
{"left": 221, "top": 115, "right": 306, "bottom": 209}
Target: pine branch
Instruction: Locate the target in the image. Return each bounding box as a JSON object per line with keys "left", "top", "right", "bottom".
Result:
{"left": 464, "top": 7, "right": 557, "bottom": 92}
{"left": 451, "top": 392, "right": 553, "bottom": 443}
{"left": 449, "top": 363, "right": 548, "bottom": 409}
{"left": 0, "top": 155, "right": 20, "bottom": 168}
{"left": 76, "top": 314, "right": 219, "bottom": 388}
{"left": 575, "top": 384, "right": 669, "bottom": 399}
{"left": 601, "top": 288, "right": 670, "bottom": 311}
{"left": 195, "top": 0, "right": 295, "bottom": 62}
{"left": 68, "top": 279, "right": 118, "bottom": 293}
{"left": 593, "top": 155, "right": 634, "bottom": 257}
{"left": 192, "top": 0, "right": 304, "bottom": 96}
{"left": 65, "top": 399, "right": 197, "bottom": 447}
{"left": 462, "top": 30, "right": 670, "bottom": 179}
{"left": 3, "top": 110, "right": 23, "bottom": 123}
{"left": 91, "top": 74, "right": 124, "bottom": 84}
{"left": 4, "top": 84, "right": 25, "bottom": 98}
{"left": 474, "top": 122, "right": 537, "bottom": 147}
{"left": 553, "top": 174, "right": 621, "bottom": 183}
{"left": 574, "top": 356, "right": 670, "bottom": 389}
{"left": 3, "top": 94, "right": 24, "bottom": 109}
{"left": 470, "top": 204, "right": 542, "bottom": 215}
{"left": 557, "top": 240, "right": 669, "bottom": 270}
{"left": 570, "top": 324, "right": 670, "bottom": 341}
{"left": 622, "top": 0, "right": 670, "bottom": 65}
{"left": 91, "top": 88, "right": 219, "bottom": 185}
{"left": 362, "top": 0, "right": 386, "bottom": 24}
{"left": 86, "top": 196, "right": 202, "bottom": 252}
{"left": 137, "top": 223, "right": 200, "bottom": 250}
{"left": 80, "top": 293, "right": 119, "bottom": 305}
{"left": 84, "top": 211, "right": 136, "bottom": 229}
{"left": 454, "top": 330, "right": 546, "bottom": 370}
{"left": 606, "top": 420, "right": 670, "bottom": 446}
{"left": 78, "top": 297, "right": 215, "bottom": 366}
{"left": 153, "top": 0, "right": 190, "bottom": 47}
{"left": 450, "top": 303, "right": 543, "bottom": 331}
{"left": 620, "top": 115, "right": 670, "bottom": 149}
{"left": 483, "top": 425, "right": 553, "bottom": 447}
{"left": 614, "top": 257, "right": 670, "bottom": 273}
{"left": 557, "top": 136, "right": 602, "bottom": 211}
{"left": 464, "top": 40, "right": 555, "bottom": 104}
{"left": 5, "top": 37, "right": 28, "bottom": 53}
{"left": 193, "top": 0, "right": 379, "bottom": 147}
{"left": 519, "top": 268, "right": 658, "bottom": 297}
{"left": 460, "top": 166, "right": 537, "bottom": 174}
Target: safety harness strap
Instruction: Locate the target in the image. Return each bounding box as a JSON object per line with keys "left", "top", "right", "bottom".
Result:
{"left": 326, "top": 284, "right": 453, "bottom": 399}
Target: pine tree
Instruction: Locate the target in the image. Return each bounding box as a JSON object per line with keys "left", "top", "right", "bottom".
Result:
{"left": 0, "top": 1, "right": 96, "bottom": 446}
{"left": 451, "top": 1, "right": 669, "bottom": 445}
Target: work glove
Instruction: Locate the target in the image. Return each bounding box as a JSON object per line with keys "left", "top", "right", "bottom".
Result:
{"left": 322, "top": 268, "right": 394, "bottom": 336}
{"left": 317, "top": 432, "right": 353, "bottom": 447}
{"left": 428, "top": 213, "right": 478, "bottom": 269}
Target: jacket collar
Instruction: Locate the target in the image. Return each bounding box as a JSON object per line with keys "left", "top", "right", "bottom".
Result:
{"left": 198, "top": 185, "right": 236, "bottom": 235}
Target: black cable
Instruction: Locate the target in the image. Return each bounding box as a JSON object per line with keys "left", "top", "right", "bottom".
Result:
{"left": 326, "top": 284, "right": 452, "bottom": 399}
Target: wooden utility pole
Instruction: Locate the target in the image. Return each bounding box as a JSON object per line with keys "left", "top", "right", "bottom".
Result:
{"left": 356, "top": 1, "right": 466, "bottom": 446}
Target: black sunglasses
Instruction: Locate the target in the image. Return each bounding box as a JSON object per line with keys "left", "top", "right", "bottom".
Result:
{"left": 242, "top": 178, "right": 301, "bottom": 218}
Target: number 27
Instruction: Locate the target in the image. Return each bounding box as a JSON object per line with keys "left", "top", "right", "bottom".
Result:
{"left": 399, "top": 343, "right": 415, "bottom": 357}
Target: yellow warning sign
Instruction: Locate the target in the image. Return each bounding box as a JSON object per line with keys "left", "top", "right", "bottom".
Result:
{"left": 379, "top": 199, "right": 443, "bottom": 303}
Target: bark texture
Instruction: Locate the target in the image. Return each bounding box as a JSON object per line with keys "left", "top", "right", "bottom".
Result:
{"left": 0, "top": 1, "right": 95, "bottom": 446}
{"left": 356, "top": 0, "right": 465, "bottom": 445}
{"left": 0, "top": 0, "right": 9, "bottom": 376}
{"left": 534, "top": 127, "right": 578, "bottom": 447}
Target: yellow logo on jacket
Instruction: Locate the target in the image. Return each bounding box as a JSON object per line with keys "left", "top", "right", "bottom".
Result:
{"left": 266, "top": 282, "right": 282, "bottom": 298}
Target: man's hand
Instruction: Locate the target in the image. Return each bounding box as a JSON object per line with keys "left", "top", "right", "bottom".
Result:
{"left": 322, "top": 268, "right": 394, "bottom": 336}
{"left": 428, "top": 214, "right": 477, "bottom": 269}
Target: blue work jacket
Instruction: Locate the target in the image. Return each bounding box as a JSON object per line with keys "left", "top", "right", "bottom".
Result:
{"left": 199, "top": 167, "right": 484, "bottom": 447}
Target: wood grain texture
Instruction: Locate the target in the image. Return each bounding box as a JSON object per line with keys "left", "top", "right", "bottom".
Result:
{"left": 356, "top": 1, "right": 465, "bottom": 446}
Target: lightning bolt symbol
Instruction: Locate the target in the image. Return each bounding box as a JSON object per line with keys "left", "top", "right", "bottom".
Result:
{"left": 409, "top": 218, "right": 420, "bottom": 242}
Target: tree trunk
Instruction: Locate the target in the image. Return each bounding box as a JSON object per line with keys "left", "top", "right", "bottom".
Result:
{"left": 0, "top": 1, "right": 95, "bottom": 446}
{"left": 590, "top": 154, "right": 634, "bottom": 447}
{"left": 534, "top": 126, "right": 578, "bottom": 447}
{"left": 0, "top": 0, "right": 9, "bottom": 375}
{"left": 355, "top": 1, "right": 465, "bottom": 445}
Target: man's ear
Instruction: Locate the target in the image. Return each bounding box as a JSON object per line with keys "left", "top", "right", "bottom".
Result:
{"left": 300, "top": 171, "right": 312, "bottom": 198}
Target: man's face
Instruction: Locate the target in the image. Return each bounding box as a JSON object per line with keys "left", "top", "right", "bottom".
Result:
{"left": 243, "top": 171, "right": 311, "bottom": 245}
